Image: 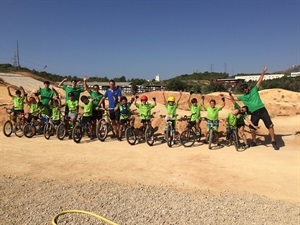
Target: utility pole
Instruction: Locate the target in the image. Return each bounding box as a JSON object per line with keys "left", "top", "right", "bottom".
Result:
{"left": 17, "top": 41, "right": 20, "bottom": 70}
{"left": 224, "top": 63, "right": 227, "bottom": 73}
{"left": 210, "top": 64, "right": 214, "bottom": 73}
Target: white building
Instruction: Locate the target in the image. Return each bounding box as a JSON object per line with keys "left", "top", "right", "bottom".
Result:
{"left": 235, "top": 73, "right": 285, "bottom": 82}
{"left": 155, "top": 74, "right": 160, "bottom": 81}
{"left": 290, "top": 72, "right": 300, "bottom": 77}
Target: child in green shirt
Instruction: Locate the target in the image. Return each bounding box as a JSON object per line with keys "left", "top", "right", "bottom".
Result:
{"left": 7, "top": 86, "right": 25, "bottom": 121}
{"left": 134, "top": 95, "right": 156, "bottom": 130}
{"left": 202, "top": 94, "right": 225, "bottom": 146}
{"left": 49, "top": 97, "right": 62, "bottom": 126}
{"left": 187, "top": 92, "right": 203, "bottom": 135}
{"left": 80, "top": 95, "right": 95, "bottom": 140}
{"left": 161, "top": 90, "right": 182, "bottom": 144}
{"left": 114, "top": 96, "right": 135, "bottom": 141}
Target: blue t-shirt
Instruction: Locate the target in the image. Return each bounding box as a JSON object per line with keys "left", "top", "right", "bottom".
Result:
{"left": 104, "top": 87, "right": 122, "bottom": 109}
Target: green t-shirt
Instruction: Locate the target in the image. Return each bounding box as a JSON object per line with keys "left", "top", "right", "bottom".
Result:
{"left": 29, "top": 103, "right": 40, "bottom": 116}
{"left": 90, "top": 91, "right": 103, "bottom": 110}
{"left": 165, "top": 103, "right": 178, "bottom": 120}
{"left": 51, "top": 105, "right": 61, "bottom": 121}
{"left": 119, "top": 103, "right": 131, "bottom": 120}
{"left": 12, "top": 96, "right": 24, "bottom": 110}
{"left": 66, "top": 100, "right": 79, "bottom": 113}
{"left": 37, "top": 88, "right": 54, "bottom": 106}
{"left": 190, "top": 104, "right": 202, "bottom": 121}
{"left": 63, "top": 86, "right": 84, "bottom": 101}
{"left": 237, "top": 86, "right": 264, "bottom": 113}
{"left": 234, "top": 103, "right": 246, "bottom": 124}
{"left": 40, "top": 106, "right": 50, "bottom": 116}
{"left": 226, "top": 113, "right": 237, "bottom": 127}
{"left": 136, "top": 103, "right": 155, "bottom": 120}
{"left": 83, "top": 100, "right": 93, "bottom": 117}
{"left": 204, "top": 106, "right": 222, "bottom": 121}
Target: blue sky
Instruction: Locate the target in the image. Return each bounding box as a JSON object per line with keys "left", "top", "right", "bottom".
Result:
{"left": 0, "top": 0, "right": 299, "bottom": 80}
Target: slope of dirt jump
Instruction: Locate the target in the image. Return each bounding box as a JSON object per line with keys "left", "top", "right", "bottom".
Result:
{"left": 0, "top": 73, "right": 299, "bottom": 224}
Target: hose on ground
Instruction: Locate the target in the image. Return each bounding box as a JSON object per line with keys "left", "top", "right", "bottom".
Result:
{"left": 52, "top": 209, "right": 119, "bottom": 225}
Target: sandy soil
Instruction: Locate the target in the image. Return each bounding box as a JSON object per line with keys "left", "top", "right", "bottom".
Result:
{"left": 0, "top": 74, "right": 300, "bottom": 223}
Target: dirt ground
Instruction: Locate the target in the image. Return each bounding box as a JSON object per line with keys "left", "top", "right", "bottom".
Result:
{"left": 0, "top": 74, "right": 300, "bottom": 210}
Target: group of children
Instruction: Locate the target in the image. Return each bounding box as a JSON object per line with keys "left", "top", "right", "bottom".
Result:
{"left": 7, "top": 84, "right": 255, "bottom": 147}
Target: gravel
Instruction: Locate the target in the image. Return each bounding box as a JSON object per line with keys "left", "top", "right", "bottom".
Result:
{"left": 0, "top": 176, "right": 299, "bottom": 225}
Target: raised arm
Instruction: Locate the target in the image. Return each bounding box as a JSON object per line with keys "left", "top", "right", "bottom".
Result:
{"left": 7, "top": 86, "right": 13, "bottom": 97}
{"left": 83, "top": 76, "right": 91, "bottom": 94}
{"left": 176, "top": 90, "right": 182, "bottom": 105}
{"left": 20, "top": 86, "right": 25, "bottom": 97}
{"left": 187, "top": 92, "right": 192, "bottom": 106}
{"left": 162, "top": 89, "right": 166, "bottom": 105}
{"left": 256, "top": 66, "right": 267, "bottom": 88}
{"left": 58, "top": 78, "right": 67, "bottom": 88}
{"left": 220, "top": 93, "right": 225, "bottom": 109}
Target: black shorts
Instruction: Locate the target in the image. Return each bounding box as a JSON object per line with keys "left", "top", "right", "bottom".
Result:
{"left": 120, "top": 118, "right": 129, "bottom": 125}
{"left": 92, "top": 110, "right": 102, "bottom": 120}
{"left": 109, "top": 109, "right": 120, "bottom": 121}
{"left": 13, "top": 109, "right": 24, "bottom": 117}
{"left": 237, "top": 122, "right": 245, "bottom": 128}
{"left": 27, "top": 114, "right": 38, "bottom": 123}
{"left": 53, "top": 120, "right": 60, "bottom": 126}
{"left": 141, "top": 119, "right": 151, "bottom": 124}
{"left": 82, "top": 116, "right": 93, "bottom": 124}
{"left": 250, "top": 107, "right": 273, "bottom": 129}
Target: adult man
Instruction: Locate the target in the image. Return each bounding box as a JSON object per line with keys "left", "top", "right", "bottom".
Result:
{"left": 236, "top": 66, "right": 279, "bottom": 150}
{"left": 35, "top": 81, "right": 58, "bottom": 116}
{"left": 58, "top": 78, "right": 85, "bottom": 115}
{"left": 99, "top": 80, "right": 122, "bottom": 137}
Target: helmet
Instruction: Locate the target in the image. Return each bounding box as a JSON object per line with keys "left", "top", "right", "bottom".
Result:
{"left": 140, "top": 95, "right": 148, "bottom": 101}
{"left": 167, "top": 96, "right": 175, "bottom": 102}
{"left": 68, "top": 92, "right": 75, "bottom": 97}
{"left": 29, "top": 97, "right": 36, "bottom": 102}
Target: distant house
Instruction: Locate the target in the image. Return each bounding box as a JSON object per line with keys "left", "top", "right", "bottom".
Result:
{"left": 59, "top": 81, "right": 165, "bottom": 94}
{"left": 289, "top": 72, "right": 300, "bottom": 77}
{"left": 213, "top": 78, "right": 245, "bottom": 87}
{"left": 234, "top": 74, "right": 285, "bottom": 82}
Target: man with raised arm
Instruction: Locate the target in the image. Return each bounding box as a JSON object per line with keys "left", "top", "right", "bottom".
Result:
{"left": 58, "top": 78, "right": 84, "bottom": 115}
{"left": 236, "top": 66, "right": 279, "bottom": 150}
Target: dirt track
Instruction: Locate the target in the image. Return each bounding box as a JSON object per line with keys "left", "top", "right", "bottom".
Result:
{"left": 0, "top": 75, "right": 300, "bottom": 224}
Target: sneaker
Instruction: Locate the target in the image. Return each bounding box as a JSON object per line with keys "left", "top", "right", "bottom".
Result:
{"left": 250, "top": 141, "right": 257, "bottom": 147}
{"left": 271, "top": 141, "right": 279, "bottom": 150}
{"left": 90, "top": 135, "right": 96, "bottom": 140}
{"left": 117, "top": 137, "right": 122, "bottom": 141}
{"left": 161, "top": 139, "right": 167, "bottom": 143}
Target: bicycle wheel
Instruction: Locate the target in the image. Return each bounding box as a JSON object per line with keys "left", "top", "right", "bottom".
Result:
{"left": 3, "top": 120, "right": 13, "bottom": 137}
{"left": 125, "top": 127, "right": 137, "bottom": 145}
{"left": 44, "top": 123, "right": 54, "bottom": 140}
{"left": 166, "top": 126, "right": 173, "bottom": 147}
{"left": 24, "top": 124, "right": 36, "bottom": 138}
{"left": 232, "top": 130, "right": 240, "bottom": 151}
{"left": 56, "top": 123, "right": 66, "bottom": 140}
{"left": 208, "top": 128, "right": 214, "bottom": 149}
{"left": 145, "top": 126, "right": 155, "bottom": 146}
{"left": 180, "top": 129, "right": 196, "bottom": 147}
{"left": 15, "top": 121, "right": 26, "bottom": 138}
{"left": 96, "top": 119, "right": 108, "bottom": 141}
{"left": 72, "top": 124, "right": 83, "bottom": 143}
